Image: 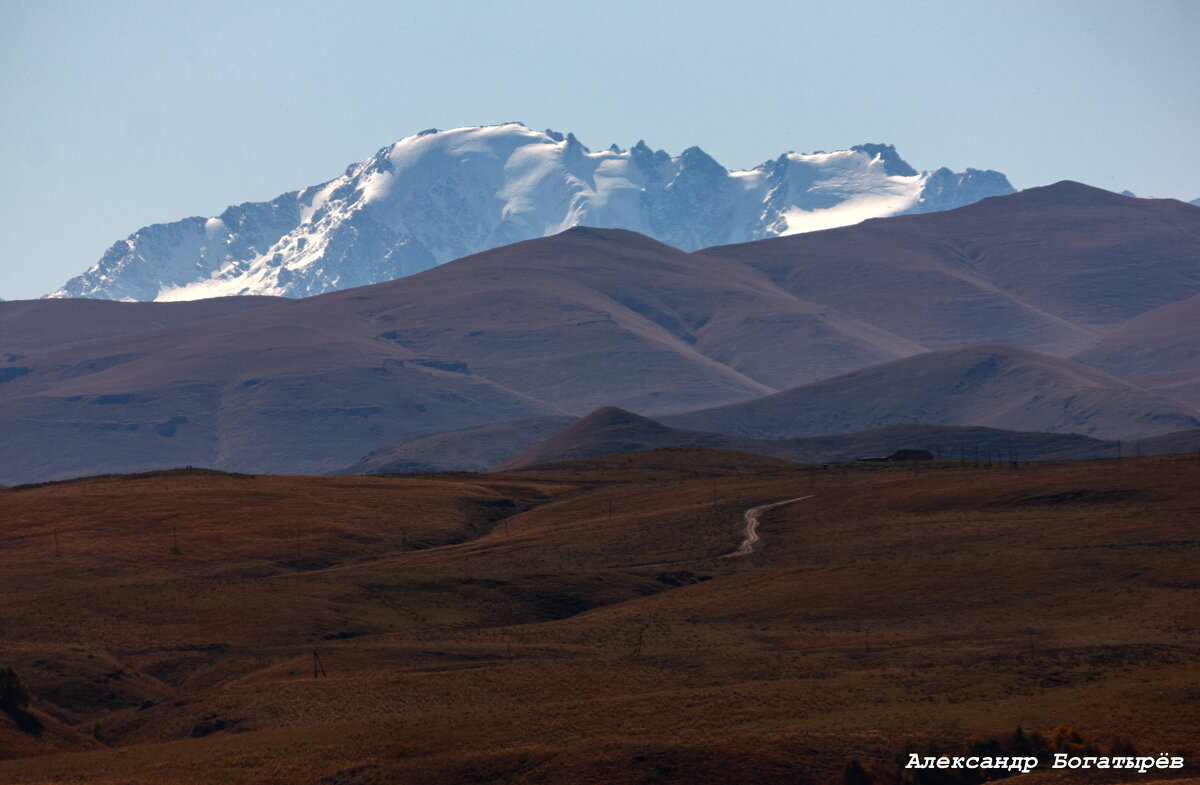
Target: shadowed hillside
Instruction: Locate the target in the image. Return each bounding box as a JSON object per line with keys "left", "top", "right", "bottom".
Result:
{"left": 495, "top": 407, "right": 734, "bottom": 470}
{"left": 1072, "top": 292, "right": 1200, "bottom": 409}
{"left": 492, "top": 407, "right": 1121, "bottom": 471}
{"left": 665, "top": 344, "right": 1200, "bottom": 441}
{"left": 343, "top": 415, "right": 577, "bottom": 474}
{"left": 4, "top": 184, "right": 1200, "bottom": 485}
{"left": 702, "top": 181, "right": 1200, "bottom": 350}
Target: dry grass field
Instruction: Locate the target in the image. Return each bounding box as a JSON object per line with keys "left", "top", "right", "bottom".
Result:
{"left": 1, "top": 451, "right": 1198, "bottom": 784}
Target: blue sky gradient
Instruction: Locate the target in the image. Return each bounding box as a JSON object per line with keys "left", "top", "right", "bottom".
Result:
{"left": 2, "top": 0, "right": 1197, "bottom": 299}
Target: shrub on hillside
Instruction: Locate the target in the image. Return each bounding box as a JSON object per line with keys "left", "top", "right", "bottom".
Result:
{"left": 1050, "top": 724, "right": 1098, "bottom": 756}
{"left": 888, "top": 726, "right": 1103, "bottom": 785}
{"left": 0, "top": 666, "right": 43, "bottom": 737}
{"left": 835, "top": 758, "right": 877, "bottom": 785}
{"left": 0, "top": 666, "right": 30, "bottom": 710}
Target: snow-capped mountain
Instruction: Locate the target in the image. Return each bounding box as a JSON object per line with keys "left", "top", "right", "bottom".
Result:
{"left": 52, "top": 124, "right": 1015, "bottom": 301}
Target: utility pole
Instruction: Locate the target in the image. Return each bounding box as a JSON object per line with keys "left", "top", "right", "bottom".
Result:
{"left": 171, "top": 526, "right": 180, "bottom": 555}
{"left": 54, "top": 531, "right": 60, "bottom": 558}
{"left": 313, "top": 649, "right": 327, "bottom": 678}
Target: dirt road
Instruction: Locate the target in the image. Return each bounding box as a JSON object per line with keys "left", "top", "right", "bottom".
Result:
{"left": 722, "top": 495, "right": 814, "bottom": 557}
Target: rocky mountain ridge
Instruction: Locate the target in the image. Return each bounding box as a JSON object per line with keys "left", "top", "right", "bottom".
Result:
{"left": 52, "top": 124, "right": 1013, "bottom": 301}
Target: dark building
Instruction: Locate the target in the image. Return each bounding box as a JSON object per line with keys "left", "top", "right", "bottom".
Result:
{"left": 887, "top": 449, "right": 934, "bottom": 462}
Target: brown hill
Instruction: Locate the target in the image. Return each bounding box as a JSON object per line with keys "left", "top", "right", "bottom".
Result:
{"left": 0, "top": 309, "right": 561, "bottom": 484}
{"left": 300, "top": 225, "right": 924, "bottom": 400}
{"left": 1136, "top": 427, "right": 1200, "bottom": 456}
{"left": 494, "top": 408, "right": 733, "bottom": 470}
{"left": 343, "top": 415, "right": 576, "bottom": 474}
{"left": 665, "top": 344, "right": 1200, "bottom": 441}
{"left": 5, "top": 184, "right": 1200, "bottom": 484}
{"left": 0, "top": 229, "right": 929, "bottom": 484}
{"left": 494, "top": 407, "right": 1120, "bottom": 471}
{"left": 1071, "top": 292, "right": 1200, "bottom": 408}
{"left": 1073, "top": 291, "right": 1200, "bottom": 380}
{"left": 0, "top": 296, "right": 279, "bottom": 352}
{"left": 701, "top": 181, "right": 1200, "bottom": 352}
{"left": 1, "top": 456, "right": 1198, "bottom": 782}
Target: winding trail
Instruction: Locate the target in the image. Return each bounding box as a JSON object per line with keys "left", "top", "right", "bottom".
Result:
{"left": 721, "top": 495, "right": 814, "bottom": 558}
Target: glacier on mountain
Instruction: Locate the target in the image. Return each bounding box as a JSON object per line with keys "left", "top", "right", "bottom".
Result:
{"left": 52, "top": 124, "right": 1015, "bottom": 301}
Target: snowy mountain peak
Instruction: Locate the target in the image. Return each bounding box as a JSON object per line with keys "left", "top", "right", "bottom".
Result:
{"left": 51, "top": 124, "right": 1015, "bottom": 301}
{"left": 850, "top": 143, "right": 918, "bottom": 177}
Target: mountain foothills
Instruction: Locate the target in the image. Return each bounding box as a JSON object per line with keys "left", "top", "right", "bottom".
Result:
{"left": 3, "top": 182, "right": 1200, "bottom": 484}
{"left": 50, "top": 124, "right": 1013, "bottom": 301}
{"left": 490, "top": 407, "right": 1128, "bottom": 472}
{"left": 663, "top": 344, "right": 1200, "bottom": 442}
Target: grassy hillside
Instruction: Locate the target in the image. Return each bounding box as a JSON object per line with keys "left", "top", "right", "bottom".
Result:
{"left": 1, "top": 455, "right": 1198, "bottom": 783}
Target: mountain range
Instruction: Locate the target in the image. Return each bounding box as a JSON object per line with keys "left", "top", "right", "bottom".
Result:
{"left": 50, "top": 124, "right": 1013, "bottom": 302}
{"left": 4, "top": 181, "right": 1200, "bottom": 484}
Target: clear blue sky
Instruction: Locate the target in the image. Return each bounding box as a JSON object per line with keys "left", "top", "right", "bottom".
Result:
{"left": 2, "top": 0, "right": 1198, "bottom": 300}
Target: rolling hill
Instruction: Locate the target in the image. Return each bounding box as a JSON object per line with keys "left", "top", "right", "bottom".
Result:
{"left": 0, "top": 296, "right": 280, "bottom": 351}
{"left": 2, "top": 454, "right": 1198, "bottom": 782}
{"left": 665, "top": 344, "right": 1200, "bottom": 441}
{"left": 5, "top": 183, "right": 1200, "bottom": 484}
{"left": 491, "top": 407, "right": 1120, "bottom": 471}
{"left": 0, "top": 300, "right": 564, "bottom": 484}
{"left": 1071, "top": 291, "right": 1200, "bottom": 409}
{"left": 701, "top": 182, "right": 1200, "bottom": 355}
{"left": 343, "top": 415, "right": 577, "bottom": 474}
{"left": 3, "top": 227, "right": 929, "bottom": 484}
